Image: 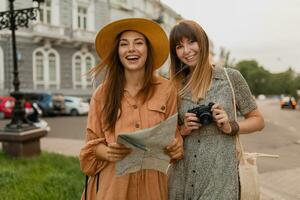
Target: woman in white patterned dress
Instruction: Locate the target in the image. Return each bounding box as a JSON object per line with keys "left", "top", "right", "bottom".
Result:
{"left": 167, "top": 20, "right": 265, "bottom": 200}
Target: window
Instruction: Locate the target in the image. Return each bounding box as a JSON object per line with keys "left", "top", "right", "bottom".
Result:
{"left": 72, "top": 52, "right": 95, "bottom": 89}
{"left": 33, "top": 48, "right": 60, "bottom": 89}
{"left": 39, "top": 0, "right": 52, "bottom": 24}
{"left": 73, "top": 1, "right": 95, "bottom": 31}
{"left": 48, "top": 53, "right": 56, "bottom": 81}
{"left": 35, "top": 52, "right": 44, "bottom": 81}
{"left": 85, "top": 56, "right": 92, "bottom": 82}
{"left": 77, "top": 6, "right": 87, "bottom": 30}
{"left": 75, "top": 56, "right": 82, "bottom": 82}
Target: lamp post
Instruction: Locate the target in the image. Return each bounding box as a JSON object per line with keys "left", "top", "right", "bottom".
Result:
{"left": 0, "top": 0, "right": 48, "bottom": 158}
{"left": 0, "top": 0, "right": 44, "bottom": 132}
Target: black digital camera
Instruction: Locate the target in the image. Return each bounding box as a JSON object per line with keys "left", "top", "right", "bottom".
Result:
{"left": 187, "top": 102, "right": 215, "bottom": 125}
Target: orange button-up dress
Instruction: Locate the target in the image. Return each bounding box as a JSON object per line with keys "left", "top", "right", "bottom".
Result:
{"left": 79, "top": 76, "right": 181, "bottom": 200}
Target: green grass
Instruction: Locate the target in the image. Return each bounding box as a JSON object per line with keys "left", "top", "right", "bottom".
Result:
{"left": 0, "top": 151, "right": 85, "bottom": 200}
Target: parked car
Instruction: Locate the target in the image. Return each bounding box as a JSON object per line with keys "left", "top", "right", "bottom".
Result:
{"left": 64, "top": 96, "right": 89, "bottom": 116}
{"left": 23, "top": 92, "right": 65, "bottom": 116}
{"left": 280, "top": 96, "right": 297, "bottom": 109}
{"left": 0, "top": 96, "right": 15, "bottom": 119}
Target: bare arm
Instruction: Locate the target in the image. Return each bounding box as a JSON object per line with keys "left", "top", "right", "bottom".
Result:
{"left": 238, "top": 108, "right": 264, "bottom": 134}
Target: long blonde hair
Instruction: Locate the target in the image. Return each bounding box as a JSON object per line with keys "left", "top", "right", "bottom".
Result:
{"left": 169, "top": 20, "right": 212, "bottom": 101}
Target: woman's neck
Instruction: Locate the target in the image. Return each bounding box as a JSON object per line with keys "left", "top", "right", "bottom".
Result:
{"left": 124, "top": 69, "right": 145, "bottom": 96}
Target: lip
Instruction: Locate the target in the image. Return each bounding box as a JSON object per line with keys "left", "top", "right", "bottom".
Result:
{"left": 184, "top": 54, "right": 196, "bottom": 62}
{"left": 126, "top": 54, "right": 140, "bottom": 59}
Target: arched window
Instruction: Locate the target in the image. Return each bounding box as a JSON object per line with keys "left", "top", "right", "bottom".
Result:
{"left": 85, "top": 56, "right": 93, "bottom": 82}
{"left": 33, "top": 48, "right": 60, "bottom": 89}
{"left": 48, "top": 53, "right": 56, "bottom": 81}
{"left": 72, "top": 52, "right": 95, "bottom": 89}
{"left": 75, "top": 55, "right": 82, "bottom": 82}
{"left": 0, "top": 46, "right": 4, "bottom": 90}
{"left": 35, "top": 51, "right": 44, "bottom": 81}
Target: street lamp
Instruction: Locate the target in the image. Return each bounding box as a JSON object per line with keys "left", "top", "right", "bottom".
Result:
{"left": 0, "top": 0, "right": 44, "bottom": 132}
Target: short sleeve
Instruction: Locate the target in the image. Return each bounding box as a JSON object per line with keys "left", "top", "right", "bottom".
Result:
{"left": 227, "top": 68, "right": 257, "bottom": 115}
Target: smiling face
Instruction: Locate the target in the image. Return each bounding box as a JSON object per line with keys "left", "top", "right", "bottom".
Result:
{"left": 118, "top": 31, "right": 148, "bottom": 73}
{"left": 175, "top": 37, "right": 200, "bottom": 68}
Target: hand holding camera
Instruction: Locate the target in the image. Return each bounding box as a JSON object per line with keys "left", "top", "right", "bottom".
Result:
{"left": 181, "top": 112, "right": 202, "bottom": 136}
{"left": 181, "top": 102, "right": 214, "bottom": 136}
{"left": 182, "top": 102, "right": 231, "bottom": 136}
{"left": 211, "top": 103, "right": 231, "bottom": 134}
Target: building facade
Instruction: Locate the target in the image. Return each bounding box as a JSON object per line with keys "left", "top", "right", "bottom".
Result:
{"left": 0, "top": 0, "right": 181, "bottom": 97}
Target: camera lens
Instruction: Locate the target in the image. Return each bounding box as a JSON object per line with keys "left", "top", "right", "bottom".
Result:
{"left": 200, "top": 112, "right": 213, "bottom": 125}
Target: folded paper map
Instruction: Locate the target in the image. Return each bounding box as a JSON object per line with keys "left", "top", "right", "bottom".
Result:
{"left": 116, "top": 113, "right": 178, "bottom": 176}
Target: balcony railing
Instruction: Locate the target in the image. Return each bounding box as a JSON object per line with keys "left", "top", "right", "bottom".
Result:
{"left": 32, "top": 23, "right": 67, "bottom": 40}
{"left": 72, "top": 29, "right": 95, "bottom": 43}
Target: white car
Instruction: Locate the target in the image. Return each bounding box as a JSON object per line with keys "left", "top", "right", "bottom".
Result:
{"left": 64, "top": 96, "right": 89, "bottom": 116}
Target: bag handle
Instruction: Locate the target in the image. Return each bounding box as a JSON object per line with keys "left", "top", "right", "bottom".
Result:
{"left": 223, "top": 68, "right": 279, "bottom": 160}
{"left": 223, "top": 67, "right": 247, "bottom": 163}
{"left": 84, "top": 172, "right": 100, "bottom": 200}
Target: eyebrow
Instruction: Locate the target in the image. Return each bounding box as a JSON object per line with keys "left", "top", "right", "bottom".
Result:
{"left": 119, "top": 37, "right": 145, "bottom": 42}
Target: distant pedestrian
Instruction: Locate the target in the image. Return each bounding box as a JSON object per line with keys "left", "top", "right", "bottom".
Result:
{"left": 167, "top": 20, "right": 265, "bottom": 200}
{"left": 79, "top": 18, "right": 183, "bottom": 200}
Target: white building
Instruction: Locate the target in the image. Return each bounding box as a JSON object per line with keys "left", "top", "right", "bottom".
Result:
{"left": 0, "top": 0, "right": 182, "bottom": 97}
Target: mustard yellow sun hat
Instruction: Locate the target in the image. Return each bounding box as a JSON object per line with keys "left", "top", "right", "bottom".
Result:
{"left": 95, "top": 18, "right": 169, "bottom": 69}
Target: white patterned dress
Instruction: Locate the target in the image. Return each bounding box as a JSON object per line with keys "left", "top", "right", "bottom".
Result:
{"left": 168, "top": 66, "right": 257, "bottom": 200}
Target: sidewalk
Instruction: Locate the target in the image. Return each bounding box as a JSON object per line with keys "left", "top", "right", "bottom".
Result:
{"left": 40, "top": 137, "right": 84, "bottom": 157}
{"left": 1, "top": 137, "right": 299, "bottom": 200}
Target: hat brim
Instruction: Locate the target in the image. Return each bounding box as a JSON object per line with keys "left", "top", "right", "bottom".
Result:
{"left": 95, "top": 18, "right": 169, "bottom": 70}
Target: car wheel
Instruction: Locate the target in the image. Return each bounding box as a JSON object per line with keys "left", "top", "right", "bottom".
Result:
{"left": 0, "top": 112, "right": 4, "bottom": 119}
{"left": 70, "top": 109, "right": 79, "bottom": 116}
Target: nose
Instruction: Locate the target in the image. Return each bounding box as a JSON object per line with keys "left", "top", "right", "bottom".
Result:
{"left": 128, "top": 43, "right": 136, "bottom": 52}
{"left": 183, "top": 44, "right": 190, "bottom": 55}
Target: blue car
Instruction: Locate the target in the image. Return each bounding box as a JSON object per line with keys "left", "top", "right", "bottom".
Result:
{"left": 25, "top": 92, "right": 65, "bottom": 116}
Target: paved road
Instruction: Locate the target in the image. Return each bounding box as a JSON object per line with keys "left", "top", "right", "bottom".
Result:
{"left": 241, "top": 99, "right": 300, "bottom": 173}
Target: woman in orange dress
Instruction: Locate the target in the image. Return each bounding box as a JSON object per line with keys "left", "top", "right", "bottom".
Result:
{"left": 79, "top": 18, "right": 184, "bottom": 200}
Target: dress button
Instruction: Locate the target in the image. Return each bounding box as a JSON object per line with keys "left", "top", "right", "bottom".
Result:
{"left": 191, "top": 184, "right": 194, "bottom": 187}
{"left": 135, "top": 123, "right": 140, "bottom": 128}
{"left": 198, "top": 140, "right": 200, "bottom": 143}
{"left": 194, "top": 155, "right": 197, "bottom": 158}
{"left": 192, "top": 170, "right": 196, "bottom": 173}
{"left": 161, "top": 105, "right": 166, "bottom": 111}
{"left": 133, "top": 105, "right": 138, "bottom": 109}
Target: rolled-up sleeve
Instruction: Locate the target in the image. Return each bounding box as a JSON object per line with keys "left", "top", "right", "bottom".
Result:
{"left": 79, "top": 94, "right": 109, "bottom": 176}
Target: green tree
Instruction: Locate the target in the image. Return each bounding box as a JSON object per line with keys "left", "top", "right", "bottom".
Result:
{"left": 235, "top": 60, "right": 298, "bottom": 97}
{"left": 235, "top": 60, "right": 271, "bottom": 96}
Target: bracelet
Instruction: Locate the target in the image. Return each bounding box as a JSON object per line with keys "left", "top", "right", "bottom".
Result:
{"left": 227, "top": 121, "right": 240, "bottom": 136}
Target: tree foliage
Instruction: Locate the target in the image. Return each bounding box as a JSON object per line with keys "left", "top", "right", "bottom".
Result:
{"left": 234, "top": 60, "right": 299, "bottom": 97}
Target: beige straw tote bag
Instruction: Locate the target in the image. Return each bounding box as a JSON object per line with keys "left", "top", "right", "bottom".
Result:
{"left": 224, "top": 68, "right": 279, "bottom": 200}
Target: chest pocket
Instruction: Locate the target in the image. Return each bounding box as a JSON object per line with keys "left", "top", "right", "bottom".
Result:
{"left": 147, "top": 98, "right": 167, "bottom": 125}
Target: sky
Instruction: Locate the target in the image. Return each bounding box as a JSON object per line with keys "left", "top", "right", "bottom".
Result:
{"left": 161, "top": 0, "right": 300, "bottom": 73}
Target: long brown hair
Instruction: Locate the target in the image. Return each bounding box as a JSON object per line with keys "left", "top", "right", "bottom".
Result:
{"left": 89, "top": 31, "right": 155, "bottom": 132}
{"left": 169, "top": 20, "right": 212, "bottom": 101}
